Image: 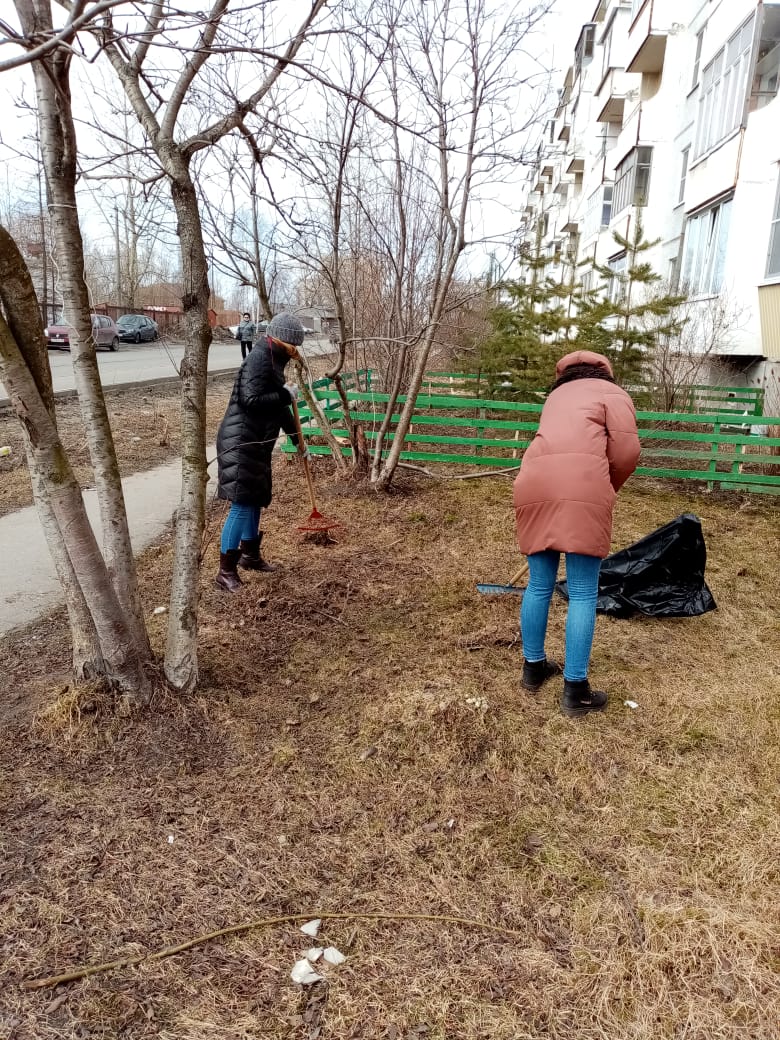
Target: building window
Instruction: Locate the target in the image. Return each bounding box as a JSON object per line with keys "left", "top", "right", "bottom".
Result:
{"left": 678, "top": 147, "right": 690, "bottom": 205}
{"left": 680, "top": 195, "right": 733, "bottom": 296}
{"left": 601, "top": 22, "right": 614, "bottom": 81}
{"left": 766, "top": 174, "right": 780, "bottom": 278}
{"left": 601, "top": 185, "right": 614, "bottom": 227}
{"left": 752, "top": 6, "right": 780, "bottom": 111}
{"left": 694, "top": 15, "right": 755, "bottom": 159}
{"left": 608, "top": 253, "right": 627, "bottom": 303}
{"left": 575, "top": 24, "right": 596, "bottom": 77}
{"left": 613, "top": 147, "right": 653, "bottom": 215}
{"left": 691, "top": 29, "right": 704, "bottom": 90}
{"left": 631, "top": 0, "right": 648, "bottom": 18}
{"left": 583, "top": 185, "right": 614, "bottom": 240}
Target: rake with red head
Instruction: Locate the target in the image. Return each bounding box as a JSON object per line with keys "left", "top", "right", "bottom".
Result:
{"left": 290, "top": 397, "right": 341, "bottom": 538}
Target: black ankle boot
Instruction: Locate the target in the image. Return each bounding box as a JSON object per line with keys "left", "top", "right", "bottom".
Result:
{"left": 561, "top": 679, "right": 608, "bottom": 718}
{"left": 238, "top": 533, "right": 277, "bottom": 572}
{"left": 215, "top": 549, "right": 243, "bottom": 592}
{"left": 521, "top": 657, "right": 562, "bottom": 692}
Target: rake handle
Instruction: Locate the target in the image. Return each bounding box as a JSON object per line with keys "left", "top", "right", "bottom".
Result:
{"left": 290, "top": 396, "right": 319, "bottom": 515}
{"left": 509, "top": 559, "right": 529, "bottom": 587}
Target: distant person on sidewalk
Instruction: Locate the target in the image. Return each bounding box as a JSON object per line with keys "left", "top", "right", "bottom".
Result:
{"left": 513, "top": 350, "right": 641, "bottom": 717}
{"left": 215, "top": 313, "right": 310, "bottom": 591}
{"left": 236, "top": 312, "right": 256, "bottom": 360}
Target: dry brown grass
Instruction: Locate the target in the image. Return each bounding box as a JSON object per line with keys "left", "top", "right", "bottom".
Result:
{"left": 0, "top": 467, "right": 778, "bottom": 1039}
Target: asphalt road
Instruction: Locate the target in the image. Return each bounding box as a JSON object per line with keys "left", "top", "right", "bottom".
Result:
{"left": 0, "top": 335, "right": 337, "bottom": 404}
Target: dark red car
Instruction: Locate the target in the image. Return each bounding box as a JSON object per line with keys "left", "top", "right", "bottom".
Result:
{"left": 46, "top": 313, "right": 120, "bottom": 351}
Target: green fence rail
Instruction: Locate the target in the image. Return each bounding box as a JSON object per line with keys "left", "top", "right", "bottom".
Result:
{"left": 286, "top": 383, "right": 780, "bottom": 496}
{"left": 417, "top": 372, "right": 766, "bottom": 417}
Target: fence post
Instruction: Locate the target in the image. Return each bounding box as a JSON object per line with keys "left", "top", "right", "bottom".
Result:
{"left": 706, "top": 421, "right": 720, "bottom": 492}
{"left": 512, "top": 428, "right": 521, "bottom": 460}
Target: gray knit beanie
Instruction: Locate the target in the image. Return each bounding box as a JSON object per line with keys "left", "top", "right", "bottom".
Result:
{"left": 266, "top": 312, "right": 305, "bottom": 346}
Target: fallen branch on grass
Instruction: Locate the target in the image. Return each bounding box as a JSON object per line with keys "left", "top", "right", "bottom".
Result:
{"left": 21, "top": 910, "right": 530, "bottom": 991}
{"left": 398, "top": 463, "right": 521, "bottom": 480}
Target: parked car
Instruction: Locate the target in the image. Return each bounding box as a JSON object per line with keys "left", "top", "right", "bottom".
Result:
{"left": 116, "top": 313, "right": 159, "bottom": 343}
{"left": 46, "top": 313, "right": 120, "bottom": 351}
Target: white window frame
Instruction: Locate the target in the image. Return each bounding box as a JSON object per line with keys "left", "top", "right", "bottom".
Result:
{"left": 691, "top": 29, "right": 704, "bottom": 90}
{"left": 694, "top": 14, "right": 755, "bottom": 160}
{"left": 680, "top": 195, "right": 734, "bottom": 297}
{"left": 678, "top": 147, "right": 690, "bottom": 205}
{"left": 613, "top": 146, "right": 653, "bottom": 215}
{"left": 608, "top": 252, "right": 628, "bottom": 303}
{"left": 766, "top": 173, "right": 780, "bottom": 278}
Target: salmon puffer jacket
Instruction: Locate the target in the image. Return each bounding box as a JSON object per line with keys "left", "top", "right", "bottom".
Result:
{"left": 513, "top": 351, "right": 641, "bottom": 558}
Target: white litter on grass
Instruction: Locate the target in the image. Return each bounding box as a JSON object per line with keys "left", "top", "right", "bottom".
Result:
{"left": 153, "top": 606, "right": 167, "bottom": 615}
{"left": 167, "top": 835, "right": 174, "bottom": 844}
{"left": 290, "top": 959, "right": 323, "bottom": 985}
{"left": 305, "top": 947, "right": 324, "bottom": 962}
{"left": 465, "top": 696, "right": 488, "bottom": 710}
{"left": 300, "top": 918, "right": 321, "bottom": 938}
{"left": 624, "top": 700, "right": 639, "bottom": 709}
{"left": 0, "top": 446, "right": 12, "bottom": 458}
{"left": 323, "top": 946, "right": 346, "bottom": 966}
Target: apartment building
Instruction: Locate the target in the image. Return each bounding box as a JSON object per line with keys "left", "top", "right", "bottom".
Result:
{"left": 521, "top": 0, "right": 780, "bottom": 409}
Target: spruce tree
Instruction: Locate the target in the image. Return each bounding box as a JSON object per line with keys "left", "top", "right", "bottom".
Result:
{"left": 470, "top": 245, "right": 583, "bottom": 400}
{"left": 577, "top": 220, "right": 687, "bottom": 388}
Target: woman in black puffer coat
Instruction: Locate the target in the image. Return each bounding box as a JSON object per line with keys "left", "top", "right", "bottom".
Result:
{"left": 215, "top": 313, "right": 308, "bottom": 591}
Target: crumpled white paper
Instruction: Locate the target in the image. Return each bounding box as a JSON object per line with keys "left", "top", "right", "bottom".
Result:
{"left": 323, "top": 946, "right": 346, "bottom": 966}
{"left": 299, "top": 918, "right": 322, "bottom": 938}
{"left": 290, "top": 959, "right": 323, "bottom": 985}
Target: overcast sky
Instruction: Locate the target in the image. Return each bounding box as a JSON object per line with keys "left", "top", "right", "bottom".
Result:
{"left": 0, "top": 0, "right": 591, "bottom": 289}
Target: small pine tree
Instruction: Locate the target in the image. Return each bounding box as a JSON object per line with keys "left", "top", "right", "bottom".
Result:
{"left": 468, "top": 220, "right": 689, "bottom": 399}
{"left": 577, "top": 220, "right": 687, "bottom": 387}
{"left": 470, "top": 245, "right": 584, "bottom": 400}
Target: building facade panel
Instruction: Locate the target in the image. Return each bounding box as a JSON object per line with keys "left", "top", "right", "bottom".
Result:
{"left": 519, "top": 0, "right": 780, "bottom": 406}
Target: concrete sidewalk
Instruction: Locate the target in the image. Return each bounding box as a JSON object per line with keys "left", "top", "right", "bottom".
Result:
{"left": 0, "top": 451, "right": 217, "bottom": 640}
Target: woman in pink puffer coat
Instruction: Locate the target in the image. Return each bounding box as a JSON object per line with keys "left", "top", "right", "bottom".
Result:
{"left": 513, "top": 350, "right": 641, "bottom": 717}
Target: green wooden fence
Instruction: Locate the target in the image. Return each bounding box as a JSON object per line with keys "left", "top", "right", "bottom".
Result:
{"left": 285, "top": 385, "right": 780, "bottom": 495}
{"left": 418, "top": 371, "right": 766, "bottom": 417}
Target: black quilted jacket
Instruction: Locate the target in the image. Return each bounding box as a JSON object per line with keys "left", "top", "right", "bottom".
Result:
{"left": 216, "top": 336, "right": 299, "bottom": 505}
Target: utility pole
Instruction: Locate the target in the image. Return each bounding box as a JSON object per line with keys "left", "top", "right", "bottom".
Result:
{"left": 114, "top": 205, "right": 121, "bottom": 310}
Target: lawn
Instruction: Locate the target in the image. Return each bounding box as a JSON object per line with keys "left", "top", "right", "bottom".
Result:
{"left": 0, "top": 466, "right": 778, "bottom": 1039}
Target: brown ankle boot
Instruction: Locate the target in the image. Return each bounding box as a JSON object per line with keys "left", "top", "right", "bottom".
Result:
{"left": 215, "top": 549, "right": 243, "bottom": 592}
{"left": 238, "top": 533, "right": 277, "bottom": 572}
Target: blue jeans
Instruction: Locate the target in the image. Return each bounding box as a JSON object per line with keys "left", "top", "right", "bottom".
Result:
{"left": 520, "top": 551, "right": 601, "bottom": 682}
{"left": 220, "top": 504, "right": 262, "bottom": 552}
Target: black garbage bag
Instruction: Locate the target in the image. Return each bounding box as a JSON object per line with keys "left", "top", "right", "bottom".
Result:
{"left": 556, "top": 514, "right": 717, "bottom": 618}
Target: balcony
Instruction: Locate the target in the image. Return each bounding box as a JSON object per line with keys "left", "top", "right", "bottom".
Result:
{"left": 625, "top": 0, "right": 671, "bottom": 75}
{"left": 595, "top": 68, "right": 638, "bottom": 124}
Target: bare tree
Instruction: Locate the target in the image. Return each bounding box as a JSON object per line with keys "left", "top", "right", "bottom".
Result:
{"left": 198, "top": 134, "right": 285, "bottom": 320}
{"left": 646, "top": 292, "right": 748, "bottom": 412}
{"left": 13, "top": 0, "right": 153, "bottom": 700}
{"left": 0, "top": 224, "right": 151, "bottom": 696}
{"left": 266, "top": 0, "right": 551, "bottom": 487}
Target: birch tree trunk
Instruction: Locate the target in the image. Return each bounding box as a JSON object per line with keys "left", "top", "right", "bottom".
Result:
{"left": 160, "top": 151, "right": 211, "bottom": 692}
{"left": 0, "top": 315, "right": 151, "bottom": 701}
{"left": 16, "top": 0, "right": 152, "bottom": 665}
{"left": 0, "top": 222, "right": 103, "bottom": 678}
